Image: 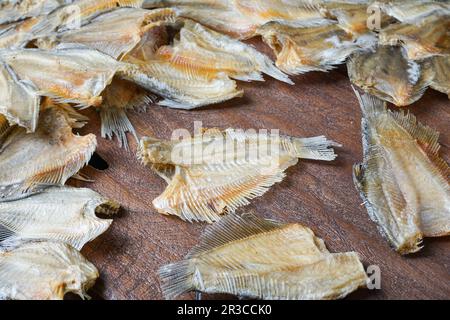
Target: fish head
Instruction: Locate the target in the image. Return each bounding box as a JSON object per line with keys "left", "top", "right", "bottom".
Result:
{"left": 63, "top": 260, "right": 99, "bottom": 300}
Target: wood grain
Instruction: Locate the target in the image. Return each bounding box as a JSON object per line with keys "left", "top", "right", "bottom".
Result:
{"left": 71, "top": 39, "right": 449, "bottom": 300}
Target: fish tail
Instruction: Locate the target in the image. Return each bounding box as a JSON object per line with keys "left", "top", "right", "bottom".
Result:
{"left": 159, "top": 260, "right": 195, "bottom": 299}
{"left": 292, "top": 136, "right": 340, "bottom": 161}
{"left": 352, "top": 86, "right": 386, "bottom": 118}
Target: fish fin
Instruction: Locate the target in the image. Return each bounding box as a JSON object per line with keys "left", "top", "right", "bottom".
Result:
{"left": 352, "top": 87, "right": 386, "bottom": 118}
{"left": 187, "top": 213, "right": 283, "bottom": 257}
{"left": 100, "top": 107, "right": 137, "bottom": 151}
{"left": 159, "top": 260, "right": 195, "bottom": 300}
{"left": 289, "top": 136, "right": 339, "bottom": 161}
{"left": 150, "top": 164, "right": 176, "bottom": 184}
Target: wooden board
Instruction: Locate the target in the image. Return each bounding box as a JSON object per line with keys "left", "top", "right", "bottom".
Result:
{"left": 72, "top": 40, "right": 450, "bottom": 300}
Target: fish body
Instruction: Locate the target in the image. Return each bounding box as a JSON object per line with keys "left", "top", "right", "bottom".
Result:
{"left": 0, "top": 106, "right": 96, "bottom": 201}
{"left": 138, "top": 129, "right": 338, "bottom": 222}
{"left": 0, "top": 186, "right": 119, "bottom": 250}
{"left": 428, "top": 55, "right": 450, "bottom": 98}
{"left": 353, "top": 91, "right": 450, "bottom": 254}
{"left": 0, "top": 241, "right": 98, "bottom": 300}
{"left": 347, "top": 46, "right": 433, "bottom": 106}
{"left": 160, "top": 213, "right": 368, "bottom": 299}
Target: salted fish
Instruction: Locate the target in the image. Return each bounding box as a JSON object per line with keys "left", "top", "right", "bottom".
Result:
{"left": 0, "top": 241, "right": 98, "bottom": 300}
{"left": 428, "top": 55, "right": 450, "bottom": 98}
{"left": 0, "top": 0, "right": 71, "bottom": 25}
{"left": 257, "top": 21, "right": 376, "bottom": 74}
{"left": 353, "top": 90, "right": 450, "bottom": 254}
{"left": 380, "top": 0, "right": 450, "bottom": 24}
{"left": 138, "top": 128, "right": 338, "bottom": 222}
{"left": 0, "top": 46, "right": 121, "bottom": 109}
{"left": 0, "top": 186, "right": 119, "bottom": 250}
{"left": 379, "top": 15, "right": 450, "bottom": 60}
{"left": 143, "top": 0, "right": 330, "bottom": 39}
{"left": 0, "top": 105, "right": 96, "bottom": 201}
{"left": 159, "top": 213, "right": 368, "bottom": 299}
{"left": 347, "top": 46, "right": 433, "bottom": 106}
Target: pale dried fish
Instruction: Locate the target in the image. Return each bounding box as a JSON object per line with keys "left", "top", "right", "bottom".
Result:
{"left": 0, "top": 61, "right": 40, "bottom": 132}
{"left": 38, "top": 7, "right": 178, "bottom": 60}
{"left": 0, "top": 0, "right": 71, "bottom": 25}
{"left": 379, "top": 15, "right": 450, "bottom": 60}
{"left": 138, "top": 129, "right": 338, "bottom": 222}
{"left": 0, "top": 17, "right": 45, "bottom": 49}
{"left": 380, "top": 0, "right": 450, "bottom": 24}
{"left": 143, "top": 0, "right": 329, "bottom": 39}
{"left": 0, "top": 186, "right": 119, "bottom": 250}
{"left": 428, "top": 55, "right": 450, "bottom": 98}
{"left": 0, "top": 105, "right": 96, "bottom": 201}
{"left": 258, "top": 21, "right": 376, "bottom": 74}
{"left": 0, "top": 241, "right": 98, "bottom": 300}
{"left": 0, "top": 46, "right": 122, "bottom": 108}
{"left": 154, "top": 19, "right": 292, "bottom": 83}
{"left": 347, "top": 46, "right": 433, "bottom": 106}
{"left": 353, "top": 90, "right": 450, "bottom": 254}
{"left": 159, "top": 213, "right": 368, "bottom": 299}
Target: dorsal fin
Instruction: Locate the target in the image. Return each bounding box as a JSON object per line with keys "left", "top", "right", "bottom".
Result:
{"left": 187, "top": 213, "right": 284, "bottom": 257}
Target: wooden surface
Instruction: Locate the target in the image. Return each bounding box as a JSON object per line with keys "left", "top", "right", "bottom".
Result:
{"left": 71, "top": 40, "right": 449, "bottom": 300}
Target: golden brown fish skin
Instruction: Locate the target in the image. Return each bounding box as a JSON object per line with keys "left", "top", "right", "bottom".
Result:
{"left": 427, "top": 55, "right": 450, "bottom": 98}
{"left": 258, "top": 21, "right": 376, "bottom": 75}
{"left": 347, "top": 46, "right": 433, "bottom": 106}
{"left": 139, "top": 129, "right": 338, "bottom": 222}
{"left": 0, "top": 241, "right": 98, "bottom": 300}
{"left": 379, "top": 15, "right": 450, "bottom": 60}
{"left": 0, "top": 105, "right": 96, "bottom": 201}
{"left": 353, "top": 91, "right": 450, "bottom": 254}
{"left": 380, "top": 0, "right": 450, "bottom": 24}
{"left": 0, "top": 17, "right": 44, "bottom": 49}
{"left": 0, "top": 186, "right": 119, "bottom": 250}
{"left": 159, "top": 213, "right": 368, "bottom": 300}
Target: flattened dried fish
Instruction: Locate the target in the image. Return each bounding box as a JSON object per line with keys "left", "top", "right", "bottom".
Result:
{"left": 0, "top": 61, "right": 40, "bottom": 132}
{"left": 0, "top": 0, "right": 71, "bottom": 25}
{"left": 428, "top": 55, "right": 450, "bottom": 98}
{"left": 353, "top": 91, "right": 450, "bottom": 254}
{"left": 258, "top": 21, "right": 376, "bottom": 74}
{"left": 159, "top": 213, "right": 368, "bottom": 299}
{"left": 379, "top": 15, "right": 450, "bottom": 60}
{"left": 0, "top": 106, "right": 96, "bottom": 201}
{"left": 0, "top": 17, "right": 44, "bottom": 49}
{"left": 380, "top": 0, "right": 450, "bottom": 24}
{"left": 143, "top": 0, "right": 329, "bottom": 39}
{"left": 138, "top": 129, "right": 338, "bottom": 222}
{"left": 0, "top": 47, "right": 122, "bottom": 107}
{"left": 0, "top": 186, "right": 119, "bottom": 250}
{"left": 154, "top": 20, "right": 292, "bottom": 83}
{"left": 38, "top": 7, "right": 178, "bottom": 60}
{"left": 0, "top": 241, "right": 98, "bottom": 300}
{"left": 347, "top": 46, "right": 433, "bottom": 106}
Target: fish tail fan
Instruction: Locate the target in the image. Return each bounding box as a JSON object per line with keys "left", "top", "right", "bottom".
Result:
{"left": 159, "top": 260, "right": 195, "bottom": 299}
{"left": 0, "top": 224, "right": 16, "bottom": 246}
{"left": 352, "top": 86, "right": 386, "bottom": 118}
{"left": 100, "top": 107, "right": 137, "bottom": 151}
{"left": 292, "top": 136, "right": 340, "bottom": 161}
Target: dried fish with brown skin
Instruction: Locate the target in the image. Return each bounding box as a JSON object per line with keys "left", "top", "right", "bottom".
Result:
{"left": 0, "top": 105, "right": 96, "bottom": 201}
{"left": 347, "top": 46, "right": 433, "bottom": 106}
{"left": 138, "top": 128, "right": 338, "bottom": 222}
{"left": 380, "top": 0, "right": 450, "bottom": 24}
{"left": 257, "top": 21, "right": 376, "bottom": 74}
{"left": 143, "top": 0, "right": 330, "bottom": 39}
{"left": 37, "top": 7, "right": 178, "bottom": 60}
{"left": 379, "top": 15, "right": 450, "bottom": 60}
{"left": 428, "top": 55, "right": 450, "bottom": 98}
{"left": 0, "top": 46, "right": 122, "bottom": 108}
{"left": 0, "top": 241, "right": 98, "bottom": 300}
{"left": 0, "top": 186, "right": 119, "bottom": 250}
{"left": 353, "top": 91, "right": 450, "bottom": 254}
{"left": 159, "top": 213, "right": 368, "bottom": 300}
{"left": 0, "top": 61, "right": 40, "bottom": 132}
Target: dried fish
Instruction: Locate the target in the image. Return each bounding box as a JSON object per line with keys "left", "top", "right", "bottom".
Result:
{"left": 353, "top": 90, "right": 450, "bottom": 254}
{"left": 428, "top": 55, "right": 450, "bottom": 98}
{"left": 0, "top": 186, "right": 119, "bottom": 250}
{"left": 0, "top": 46, "right": 122, "bottom": 108}
{"left": 379, "top": 15, "right": 450, "bottom": 60}
{"left": 0, "top": 17, "right": 44, "bottom": 49}
{"left": 138, "top": 129, "right": 338, "bottom": 222}
{"left": 0, "top": 105, "right": 96, "bottom": 201}
{"left": 0, "top": 61, "right": 40, "bottom": 132}
{"left": 258, "top": 21, "right": 376, "bottom": 74}
{"left": 38, "top": 7, "right": 178, "bottom": 60}
{"left": 0, "top": 241, "right": 98, "bottom": 300}
{"left": 143, "top": 0, "right": 329, "bottom": 39}
{"left": 380, "top": 0, "right": 450, "bottom": 24}
{"left": 0, "top": 0, "right": 71, "bottom": 25}
{"left": 347, "top": 46, "right": 433, "bottom": 106}
{"left": 159, "top": 213, "right": 368, "bottom": 299}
